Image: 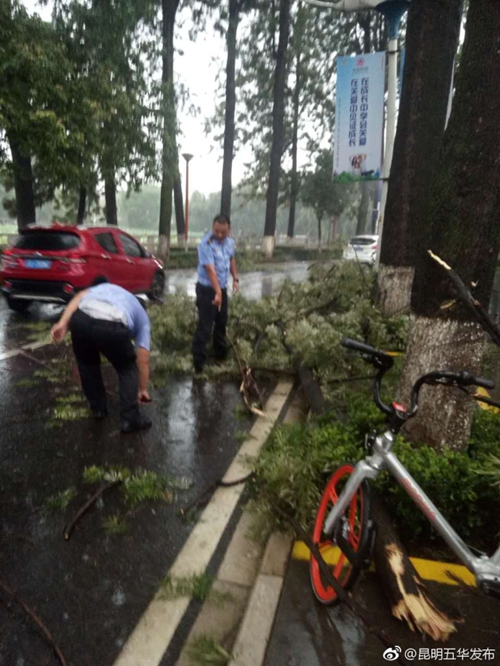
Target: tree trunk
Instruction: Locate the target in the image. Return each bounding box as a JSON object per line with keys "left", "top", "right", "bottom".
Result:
{"left": 401, "top": 0, "right": 500, "bottom": 450}
{"left": 104, "top": 177, "right": 118, "bottom": 226}
{"left": 8, "top": 135, "right": 36, "bottom": 231}
{"left": 173, "top": 172, "right": 185, "bottom": 238}
{"left": 220, "top": 0, "right": 240, "bottom": 218}
{"left": 286, "top": 7, "right": 304, "bottom": 240}
{"left": 355, "top": 181, "right": 372, "bottom": 236}
{"left": 287, "top": 41, "right": 301, "bottom": 240}
{"left": 263, "top": 0, "right": 291, "bottom": 254}
{"left": 317, "top": 215, "right": 322, "bottom": 244}
{"left": 76, "top": 186, "right": 87, "bottom": 225}
{"left": 158, "top": 0, "right": 180, "bottom": 263}
{"left": 378, "top": 0, "right": 462, "bottom": 316}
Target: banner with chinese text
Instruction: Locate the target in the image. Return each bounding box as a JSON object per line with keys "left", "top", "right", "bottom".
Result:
{"left": 334, "top": 53, "right": 385, "bottom": 181}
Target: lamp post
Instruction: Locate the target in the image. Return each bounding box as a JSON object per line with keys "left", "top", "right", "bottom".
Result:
{"left": 182, "top": 153, "right": 194, "bottom": 251}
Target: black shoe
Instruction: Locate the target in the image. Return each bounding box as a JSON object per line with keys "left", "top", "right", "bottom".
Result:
{"left": 120, "top": 415, "right": 152, "bottom": 434}
{"left": 92, "top": 409, "right": 108, "bottom": 420}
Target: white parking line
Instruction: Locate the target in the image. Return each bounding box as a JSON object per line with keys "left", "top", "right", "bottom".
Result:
{"left": 113, "top": 380, "right": 294, "bottom": 666}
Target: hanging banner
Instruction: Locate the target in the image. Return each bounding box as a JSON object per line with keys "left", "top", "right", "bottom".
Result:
{"left": 334, "top": 52, "right": 385, "bottom": 182}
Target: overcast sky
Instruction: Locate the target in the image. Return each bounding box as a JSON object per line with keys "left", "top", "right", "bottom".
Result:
{"left": 22, "top": 0, "right": 252, "bottom": 198}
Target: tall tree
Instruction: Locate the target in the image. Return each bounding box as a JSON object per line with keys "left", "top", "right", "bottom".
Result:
{"left": 398, "top": 0, "right": 500, "bottom": 450}
{"left": 377, "top": 0, "right": 462, "bottom": 315}
{"left": 262, "top": 0, "right": 291, "bottom": 257}
{"left": 158, "top": 0, "right": 180, "bottom": 261}
{"left": 0, "top": 2, "right": 85, "bottom": 229}
{"left": 300, "top": 150, "right": 355, "bottom": 243}
{"left": 220, "top": 0, "right": 242, "bottom": 217}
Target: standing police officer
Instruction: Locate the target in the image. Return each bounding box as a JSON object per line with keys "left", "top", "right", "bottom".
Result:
{"left": 192, "top": 214, "right": 239, "bottom": 373}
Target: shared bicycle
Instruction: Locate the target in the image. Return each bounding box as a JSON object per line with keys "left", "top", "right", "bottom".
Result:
{"left": 310, "top": 338, "right": 500, "bottom": 604}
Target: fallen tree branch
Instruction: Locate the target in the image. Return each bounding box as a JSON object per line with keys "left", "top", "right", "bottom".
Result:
{"left": 0, "top": 579, "right": 67, "bottom": 666}
{"left": 227, "top": 334, "right": 266, "bottom": 416}
{"left": 63, "top": 480, "right": 122, "bottom": 540}
{"left": 371, "top": 495, "right": 461, "bottom": 642}
{"left": 429, "top": 250, "right": 500, "bottom": 346}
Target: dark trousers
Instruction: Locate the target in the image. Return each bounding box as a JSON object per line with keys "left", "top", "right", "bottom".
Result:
{"left": 70, "top": 309, "right": 140, "bottom": 424}
{"left": 192, "top": 283, "right": 228, "bottom": 368}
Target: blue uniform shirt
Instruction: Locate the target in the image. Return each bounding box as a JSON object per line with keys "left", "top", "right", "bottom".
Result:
{"left": 79, "top": 283, "right": 151, "bottom": 351}
{"left": 197, "top": 232, "right": 236, "bottom": 289}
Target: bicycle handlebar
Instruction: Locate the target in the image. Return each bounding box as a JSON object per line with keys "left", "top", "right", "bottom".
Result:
{"left": 341, "top": 338, "right": 394, "bottom": 370}
{"left": 409, "top": 370, "right": 495, "bottom": 416}
{"left": 341, "top": 338, "right": 495, "bottom": 422}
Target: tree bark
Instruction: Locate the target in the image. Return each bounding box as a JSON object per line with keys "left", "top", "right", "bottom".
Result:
{"left": 220, "top": 0, "right": 240, "bottom": 219}
{"left": 173, "top": 172, "right": 185, "bottom": 238}
{"left": 263, "top": 0, "right": 291, "bottom": 254}
{"left": 378, "top": 0, "right": 462, "bottom": 315}
{"left": 76, "top": 186, "right": 87, "bottom": 225}
{"left": 401, "top": 0, "right": 500, "bottom": 450}
{"left": 8, "top": 135, "right": 36, "bottom": 231}
{"left": 104, "top": 177, "right": 118, "bottom": 226}
{"left": 158, "top": 0, "right": 180, "bottom": 263}
{"left": 356, "top": 181, "right": 373, "bottom": 236}
{"left": 287, "top": 7, "right": 304, "bottom": 240}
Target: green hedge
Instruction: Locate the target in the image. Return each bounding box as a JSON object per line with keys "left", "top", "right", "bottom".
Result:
{"left": 251, "top": 395, "right": 500, "bottom": 555}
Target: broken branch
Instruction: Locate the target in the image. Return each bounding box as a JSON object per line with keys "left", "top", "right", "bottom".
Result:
{"left": 63, "top": 480, "right": 122, "bottom": 540}
{"left": 0, "top": 579, "right": 67, "bottom": 666}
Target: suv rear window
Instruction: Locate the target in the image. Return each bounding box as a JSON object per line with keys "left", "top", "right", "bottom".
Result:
{"left": 350, "top": 237, "right": 376, "bottom": 246}
{"left": 15, "top": 231, "right": 81, "bottom": 251}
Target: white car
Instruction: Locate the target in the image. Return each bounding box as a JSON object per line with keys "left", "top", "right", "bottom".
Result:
{"left": 343, "top": 235, "right": 379, "bottom": 265}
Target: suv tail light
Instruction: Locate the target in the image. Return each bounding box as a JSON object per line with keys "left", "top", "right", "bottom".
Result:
{"left": 372, "top": 244, "right": 378, "bottom": 250}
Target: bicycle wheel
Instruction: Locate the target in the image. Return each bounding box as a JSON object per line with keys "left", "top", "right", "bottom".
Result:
{"left": 310, "top": 462, "right": 370, "bottom": 605}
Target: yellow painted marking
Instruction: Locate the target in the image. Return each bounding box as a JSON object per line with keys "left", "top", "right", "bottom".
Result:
{"left": 293, "top": 541, "right": 476, "bottom": 587}
{"left": 475, "top": 386, "right": 499, "bottom": 414}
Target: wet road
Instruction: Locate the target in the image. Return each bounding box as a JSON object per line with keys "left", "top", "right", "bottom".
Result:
{"left": 0, "top": 265, "right": 307, "bottom": 665}
{"left": 164, "top": 261, "right": 311, "bottom": 300}
{"left": 0, "top": 341, "right": 265, "bottom": 665}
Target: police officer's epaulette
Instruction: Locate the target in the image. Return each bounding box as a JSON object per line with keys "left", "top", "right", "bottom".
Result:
{"left": 207, "top": 235, "right": 215, "bottom": 245}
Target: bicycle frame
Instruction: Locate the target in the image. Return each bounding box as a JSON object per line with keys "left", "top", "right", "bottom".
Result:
{"left": 323, "top": 429, "right": 500, "bottom": 591}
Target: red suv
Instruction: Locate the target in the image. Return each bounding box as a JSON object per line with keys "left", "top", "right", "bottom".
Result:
{"left": 0, "top": 224, "right": 165, "bottom": 312}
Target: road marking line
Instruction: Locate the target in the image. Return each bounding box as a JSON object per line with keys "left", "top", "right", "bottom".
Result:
{"left": 292, "top": 541, "right": 476, "bottom": 586}
{"left": 0, "top": 339, "right": 51, "bottom": 363}
{"left": 0, "top": 349, "right": 20, "bottom": 361}
{"left": 113, "top": 380, "right": 294, "bottom": 666}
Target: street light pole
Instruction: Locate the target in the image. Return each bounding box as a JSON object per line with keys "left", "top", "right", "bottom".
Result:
{"left": 182, "top": 153, "right": 194, "bottom": 251}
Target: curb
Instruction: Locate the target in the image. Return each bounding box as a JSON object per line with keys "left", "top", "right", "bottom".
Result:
{"left": 174, "top": 388, "right": 306, "bottom": 666}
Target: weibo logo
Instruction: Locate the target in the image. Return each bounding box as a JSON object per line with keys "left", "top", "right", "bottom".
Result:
{"left": 356, "top": 58, "right": 365, "bottom": 66}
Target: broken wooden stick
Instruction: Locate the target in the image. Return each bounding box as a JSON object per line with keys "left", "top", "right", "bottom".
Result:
{"left": 429, "top": 250, "right": 500, "bottom": 347}
{"left": 227, "top": 334, "right": 266, "bottom": 417}
{"left": 63, "top": 480, "right": 122, "bottom": 540}
{"left": 0, "top": 579, "right": 67, "bottom": 666}
{"left": 371, "top": 494, "right": 461, "bottom": 642}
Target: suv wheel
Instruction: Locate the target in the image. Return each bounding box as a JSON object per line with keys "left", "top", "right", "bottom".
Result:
{"left": 148, "top": 271, "right": 165, "bottom": 301}
{"left": 6, "top": 297, "right": 32, "bottom": 313}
